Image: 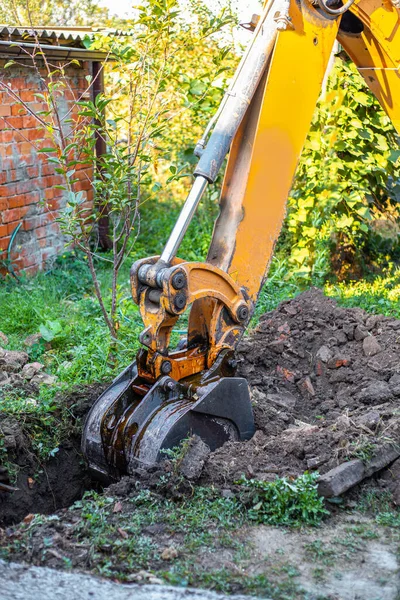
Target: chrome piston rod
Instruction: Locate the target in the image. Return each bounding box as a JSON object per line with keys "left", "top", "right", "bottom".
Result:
{"left": 160, "top": 176, "right": 208, "bottom": 264}
{"left": 159, "top": 0, "right": 283, "bottom": 265}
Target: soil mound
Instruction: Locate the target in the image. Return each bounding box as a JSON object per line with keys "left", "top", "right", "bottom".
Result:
{"left": 203, "top": 288, "right": 400, "bottom": 489}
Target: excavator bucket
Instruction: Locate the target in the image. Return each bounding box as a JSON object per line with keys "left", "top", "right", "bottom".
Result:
{"left": 82, "top": 350, "right": 254, "bottom": 482}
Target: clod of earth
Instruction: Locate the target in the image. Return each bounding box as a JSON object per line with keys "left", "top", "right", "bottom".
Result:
{"left": 0, "top": 346, "right": 56, "bottom": 391}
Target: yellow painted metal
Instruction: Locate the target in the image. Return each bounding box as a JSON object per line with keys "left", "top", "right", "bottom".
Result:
{"left": 207, "top": 0, "right": 340, "bottom": 302}
{"left": 139, "top": 0, "right": 400, "bottom": 379}
{"left": 339, "top": 0, "right": 400, "bottom": 133}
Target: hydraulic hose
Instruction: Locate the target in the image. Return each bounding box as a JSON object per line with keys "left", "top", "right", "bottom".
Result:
{"left": 6, "top": 222, "right": 22, "bottom": 279}
{"left": 316, "top": 0, "right": 356, "bottom": 16}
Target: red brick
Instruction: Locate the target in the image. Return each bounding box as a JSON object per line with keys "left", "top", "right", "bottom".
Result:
{"left": 24, "top": 191, "right": 40, "bottom": 204}
{"left": 47, "top": 198, "right": 65, "bottom": 210}
{"left": 38, "top": 236, "right": 48, "bottom": 247}
{"left": 11, "top": 104, "right": 26, "bottom": 116}
{"left": 8, "top": 77, "right": 26, "bottom": 90}
{"left": 4, "top": 170, "right": 19, "bottom": 184}
{"left": 15, "top": 154, "right": 36, "bottom": 167}
{"left": 22, "top": 116, "right": 40, "bottom": 128}
{"left": 2, "top": 207, "right": 29, "bottom": 224}
{"left": 19, "top": 91, "right": 35, "bottom": 102}
{"left": 33, "top": 177, "right": 47, "bottom": 189}
{"left": 5, "top": 117, "right": 22, "bottom": 129}
{"left": 0, "top": 131, "right": 13, "bottom": 143}
{"left": 41, "top": 249, "right": 57, "bottom": 261}
{"left": 0, "top": 66, "right": 94, "bottom": 275}
{"left": 0, "top": 105, "right": 11, "bottom": 117}
{"left": 16, "top": 181, "right": 33, "bottom": 195}
{"left": 13, "top": 254, "right": 38, "bottom": 268}
{"left": 0, "top": 159, "right": 14, "bottom": 170}
{"left": 8, "top": 196, "right": 26, "bottom": 209}
{"left": 27, "top": 166, "right": 39, "bottom": 178}
{"left": 7, "top": 221, "right": 22, "bottom": 235}
{"left": 0, "top": 236, "right": 11, "bottom": 252}
{"left": 23, "top": 215, "right": 48, "bottom": 231}
{"left": 46, "top": 175, "right": 63, "bottom": 186}
{"left": 4, "top": 116, "right": 23, "bottom": 129}
{"left": 37, "top": 139, "right": 56, "bottom": 151}
{"left": 0, "top": 184, "right": 17, "bottom": 198}
{"left": 41, "top": 164, "right": 55, "bottom": 176}
{"left": 26, "top": 128, "right": 45, "bottom": 142}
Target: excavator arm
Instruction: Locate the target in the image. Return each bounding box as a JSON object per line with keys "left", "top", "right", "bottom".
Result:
{"left": 82, "top": 0, "right": 400, "bottom": 481}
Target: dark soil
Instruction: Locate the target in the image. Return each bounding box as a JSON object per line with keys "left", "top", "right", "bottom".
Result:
{"left": 203, "top": 288, "right": 400, "bottom": 489}
{"left": 2, "top": 289, "right": 400, "bottom": 526}
{"left": 0, "top": 384, "right": 106, "bottom": 525}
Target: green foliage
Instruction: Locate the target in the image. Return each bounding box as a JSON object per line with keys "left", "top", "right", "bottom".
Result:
{"left": 287, "top": 59, "right": 400, "bottom": 282}
{"left": 0, "top": 386, "right": 72, "bottom": 461}
{"left": 376, "top": 511, "right": 400, "bottom": 528}
{"left": 0, "top": 0, "right": 108, "bottom": 26}
{"left": 325, "top": 269, "right": 400, "bottom": 318}
{"left": 3, "top": 484, "right": 304, "bottom": 597}
{"left": 238, "top": 472, "right": 328, "bottom": 527}
{"left": 10, "top": 0, "right": 238, "bottom": 340}
{"left": 356, "top": 487, "right": 400, "bottom": 528}
{"left": 63, "top": 486, "right": 244, "bottom": 576}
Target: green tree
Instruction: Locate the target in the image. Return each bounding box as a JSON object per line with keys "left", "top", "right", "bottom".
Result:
{"left": 0, "top": 0, "right": 108, "bottom": 26}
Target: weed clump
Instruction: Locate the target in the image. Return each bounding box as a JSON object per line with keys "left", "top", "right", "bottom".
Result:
{"left": 238, "top": 472, "right": 328, "bottom": 527}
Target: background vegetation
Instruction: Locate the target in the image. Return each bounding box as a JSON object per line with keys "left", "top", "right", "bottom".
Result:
{"left": 0, "top": 3, "right": 399, "bottom": 595}
{"left": 0, "top": 0, "right": 399, "bottom": 460}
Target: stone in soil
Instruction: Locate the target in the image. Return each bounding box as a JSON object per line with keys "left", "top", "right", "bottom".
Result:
{"left": 178, "top": 435, "right": 210, "bottom": 480}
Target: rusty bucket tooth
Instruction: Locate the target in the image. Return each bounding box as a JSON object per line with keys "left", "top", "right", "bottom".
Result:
{"left": 82, "top": 359, "right": 255, "bottom": 481}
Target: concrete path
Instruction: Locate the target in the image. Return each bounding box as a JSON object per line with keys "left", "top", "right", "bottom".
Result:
{"left": 0, "top": 560, "right": 262, "bottom": 600}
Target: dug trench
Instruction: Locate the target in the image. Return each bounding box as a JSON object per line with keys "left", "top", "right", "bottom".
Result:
{"left": 1, "top": 288, "right": 400, "bottom": 526}
{"left": 1, "top": 289, "right": 400, "bottom": 598}
{"left": 0, "top": 385, "right": 106, "bottom": 525}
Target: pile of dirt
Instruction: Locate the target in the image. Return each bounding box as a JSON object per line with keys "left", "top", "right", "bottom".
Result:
{"left": 2, "top": 289, "right": 400, "bottom": 526}
{"left": 202, "top": 288, "right": 400, "bottom": 493}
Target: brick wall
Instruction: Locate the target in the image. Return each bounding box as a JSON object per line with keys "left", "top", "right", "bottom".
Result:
{"left": 0, "top": 60, "right": 94, "bottom": 276}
